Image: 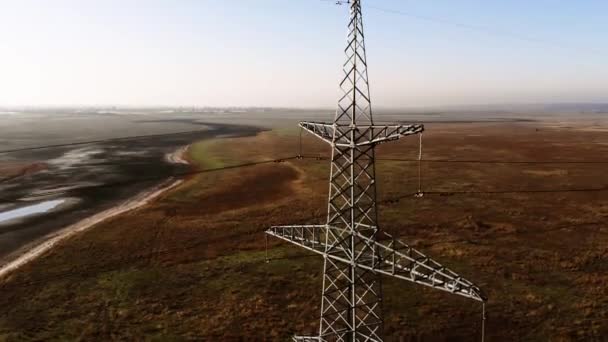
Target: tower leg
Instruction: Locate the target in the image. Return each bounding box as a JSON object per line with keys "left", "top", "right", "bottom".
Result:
{"left": 319, "top": 256, "right": 383, "bottom": 341}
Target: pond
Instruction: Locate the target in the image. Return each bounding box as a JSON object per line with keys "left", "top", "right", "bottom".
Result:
{"left": 0, "top": 199, "right": 66, "bottom": 224}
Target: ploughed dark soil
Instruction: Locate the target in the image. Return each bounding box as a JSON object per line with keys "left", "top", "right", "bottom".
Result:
{"left": 1, "top": 121, "right": 608, "bottom": 341}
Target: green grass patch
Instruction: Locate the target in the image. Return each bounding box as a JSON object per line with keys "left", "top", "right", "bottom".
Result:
{"left": 271, "top": 126, "right": 302, "bottom": 137}
{"left": 96, "top": 267, "right": 186, "bottom": 306}
{"left": 188, "top": 140, "right": 225, "bottom": 169}
{"left": 166, "top": 139, "right": 232, "bottom": 202}
{"left": 97, "top": 269, "right": 157, "bottom": 304}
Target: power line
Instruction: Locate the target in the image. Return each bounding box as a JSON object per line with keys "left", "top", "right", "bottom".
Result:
{"left": 3, "top": 152, "right": 608, "bottom": 189}
{"left": 320, "top": 0, "right": 605, "bottom": 57}
{"left": 368, "top": 5, "right": 606, "bottom": 56}
{"left": 3, "top": 151, "right": 607, "bottom": 189}
{"left": 301, "top": 155, "right": 608, "bottom": 165}
{"left": 1, "top": 156, "right": 607, "bottom": 290}
{"left": 381, "top": 158, "right": 608, "bottom": 165}
{"left": 6, "top": 153, "right": 607, "bottom": 187}
{"left": 0, "top": 156, "right": 299, "bottom": 203}
{"left": 3, "top": 154, "right": 608, "bottom": 203}
{"left": 424, "top": 187, "right": 608, "bottom": 196}
{"left": 2, "top": 179, "right": 606, "bottom": 291}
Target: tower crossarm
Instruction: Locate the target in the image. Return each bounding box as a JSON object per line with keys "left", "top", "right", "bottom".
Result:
{"left": 299, "top": 121, "right": 424, "bottom": 147}
{"left": 266, "top": 225, "right": 486, "bottom": 303}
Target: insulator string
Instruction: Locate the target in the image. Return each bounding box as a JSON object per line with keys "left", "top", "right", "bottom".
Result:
{"left": 265, "top": 233, "right": 270, "bottom": 263}
{"left": 416, "top": 132, "right": 424, "bottom": 197}
{"left": 298, "top": 126, "right": 304, "bottom": 158}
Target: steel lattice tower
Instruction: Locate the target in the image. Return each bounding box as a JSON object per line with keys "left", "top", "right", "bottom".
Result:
{"left": 266, "top": 1, "right": 486, "bottom": 341}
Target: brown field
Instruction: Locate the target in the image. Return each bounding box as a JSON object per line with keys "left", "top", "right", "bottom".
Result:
{"left": 0, "top": 162, "right": 46, "bottom": 182}
{"left": 1, "top": 121, "right": 608, "bottom": 341}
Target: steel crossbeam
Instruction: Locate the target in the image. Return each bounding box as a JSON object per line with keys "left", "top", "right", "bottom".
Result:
{"left": 267, "top": 225, "right": 485, "bottom": 302}
{"left": 299, "top": 122, "right": 424, "bottom": 147}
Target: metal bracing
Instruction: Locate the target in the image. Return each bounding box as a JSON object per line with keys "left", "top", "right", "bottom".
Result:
{"left": 298, "top": 122, "right": 424, "bottom": 147}
{"left": 267, "top": 226, "right": 485, "bottom": 302}
{"left": 266, "top": 1, "right": 485, "bottom": 341}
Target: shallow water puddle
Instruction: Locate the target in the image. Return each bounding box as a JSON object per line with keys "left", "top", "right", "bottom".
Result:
{"left": 0, "top": 199, "right": 65, "bottom": 223}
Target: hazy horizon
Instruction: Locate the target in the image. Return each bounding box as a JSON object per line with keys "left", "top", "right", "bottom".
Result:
{"left": 2, "top": 102, "right": 608, "bottom": 112}
{"left": 1, "top": 0, "right": 607, "bottom": 108}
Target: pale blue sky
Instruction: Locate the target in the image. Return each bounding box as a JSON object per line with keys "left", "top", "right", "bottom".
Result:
{"left": 1, "top": 0, "right": 607, "bottom": 108}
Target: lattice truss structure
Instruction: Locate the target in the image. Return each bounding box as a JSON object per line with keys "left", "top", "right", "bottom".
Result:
{"left": 266, "top": 1, "right": 486, "bottom": 341}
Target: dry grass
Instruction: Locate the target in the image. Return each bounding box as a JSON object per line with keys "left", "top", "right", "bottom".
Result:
{"left": 1, "top": 123, "right": 608, "bottom": 341}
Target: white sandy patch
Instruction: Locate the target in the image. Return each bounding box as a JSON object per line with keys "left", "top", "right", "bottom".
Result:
{"left": 0, "top": 200, "right": 65, "bottom": 224}
{"left": 165, "top": 145, "right": 189, "bottom": 165}
{"left": 46, "top": 147, "right": 105, "bottom": 171}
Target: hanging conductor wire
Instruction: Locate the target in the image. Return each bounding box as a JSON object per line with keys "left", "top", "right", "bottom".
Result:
{"left": 415, "top": 132, "right": 424, "bottom": 198}
{"left": 298, "top": 126, "right": 304, "bottom": 159}
{"left": 265, "top": 234, "right": 270, "bottom": 263}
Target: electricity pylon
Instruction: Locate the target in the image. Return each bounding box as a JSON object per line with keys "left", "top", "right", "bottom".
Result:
{"left": 266, "top": 1, "right": 486, "bottom": 341}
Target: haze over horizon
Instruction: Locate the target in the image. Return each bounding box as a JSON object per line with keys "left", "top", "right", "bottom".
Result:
{"left": 1, "top": 0, "right": 607, "bottom": 108}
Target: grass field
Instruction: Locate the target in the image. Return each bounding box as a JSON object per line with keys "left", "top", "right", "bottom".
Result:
{"left": 1, "top": 121, "right": 608, "bottom": 341}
